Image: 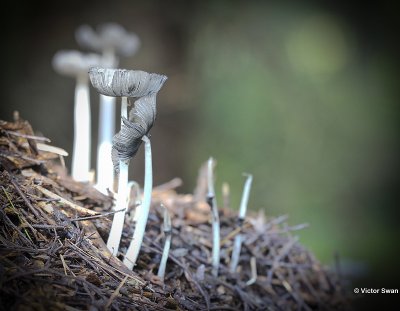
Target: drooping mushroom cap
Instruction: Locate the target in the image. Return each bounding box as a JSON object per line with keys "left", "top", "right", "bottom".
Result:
{"left": 93, "top": 68, "right": 167, "bottom": 173}
{"left": 76, "top": 23, "right": 140, "bottom": 57}
{"left": 89, "top": 67, "right": 167, "bottom": 98}
{"left": 53, "top": 50, "right": 102, "bottom": 77}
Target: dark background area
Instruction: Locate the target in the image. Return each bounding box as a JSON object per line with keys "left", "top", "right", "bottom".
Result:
{"left": 1, "top": 1, "right": 399, "bottom": 309}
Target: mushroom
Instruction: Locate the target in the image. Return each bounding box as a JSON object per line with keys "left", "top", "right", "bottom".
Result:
{"left": 229, "top": 173, "right": 253, "bottom": 273}
{"left": 76, "top": 23, "right": 140, "bottom": 194}
{"left": 207, "top": 157, "right": 221, "bottom": 277}
{"left": 89, "top": 67, "right": 167, "bottom": 260}
{"left": 52, "top": 50, "right": 102, "bottom": 182}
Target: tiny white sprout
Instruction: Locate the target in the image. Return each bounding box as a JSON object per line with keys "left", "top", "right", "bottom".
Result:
{"left": 89, "top": 67, "right": 167, "bottom": 264}
{"left": 52, "top": 50, "right": 102, "bottom": 182}
{"left": 229, "top": 173, "right": 253, "bottom": 274}
{"left": 76, "top": 23, "right": 141, "bottom": 194}
{"left": 157, "top": 205, "right": 172, "bottom": 281}
{"left": 246, "top": 256, "right": 257, "bottom": 286}
{"left": 207, "top": 157, "right": 220, "bottom": 277}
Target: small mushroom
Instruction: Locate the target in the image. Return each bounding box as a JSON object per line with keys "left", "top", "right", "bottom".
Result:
{"left": 207, "top": 157, "right": 221, "bottom": 277}
{"left": 76, "top": 24, "right": 141, "bottom": 193}
{"left": 52, "top": 50, "right": 102, "bottom": 182}
{"left": 89, "top": 67, "right": 167, "bottom": 260}
{"left": 229, "top": 173, "right": 253, "bottom": 273}
{"left": 76, "top": 23, "right": 140, "bottom": 65}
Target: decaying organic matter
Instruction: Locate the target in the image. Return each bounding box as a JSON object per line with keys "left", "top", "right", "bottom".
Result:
{"left": 0, "top": 116, "right": 350, "bottom": 310}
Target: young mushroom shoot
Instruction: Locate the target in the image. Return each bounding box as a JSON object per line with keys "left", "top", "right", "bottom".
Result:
{"left": 157, "top": 205, "right": 172, "bottom": 281}
{"left": 52, "top": 50, "right": 102, "bottom": 182}
{"left": 229, "top": 173, "right": 253, "bottom": 274}
{"left": 207, "top": 157, "right": 221, "bottom": 277}
{"left": 76, "top": 23, "right": 140, "bottom": 194}
{"left": 89, "top": 67, "right": 167, "bottom": 261}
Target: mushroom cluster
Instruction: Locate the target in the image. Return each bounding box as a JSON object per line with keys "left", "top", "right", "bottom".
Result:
{"left": 52, "top": 23, "right": 255, "bottom": 280}
{"left": 52, "top": 50, "right": 102, "bottom": 182}
{"left": 89, "top": 67, "right": 167, "bottom": 267}
{"left": 76, "top": 23, "right": 141, "bottom": 194}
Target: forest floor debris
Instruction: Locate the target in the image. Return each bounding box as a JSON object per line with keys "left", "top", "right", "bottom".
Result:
{"left": 0, "top": 117, "right": 351, "bottom": 310}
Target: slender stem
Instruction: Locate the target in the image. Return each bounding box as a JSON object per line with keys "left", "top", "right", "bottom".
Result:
{"left": 246, "top": 256, "right": 257, "bottom": 286}
{"left": 157, "top": 206, "right": 172, "bottom": 280}
{"left": 95, "top": 47, "right": 117, "bottom": 193}
{"left": 238, "top": 174, "right": 253, "bottom": 219}
{"left": 207, "top": 157, "right": 220, "bottom": 277}
{"left": 123, "top": 135, "right": 152, "bottom": 269}
{"left": 121, "top": 97, "right": 128, "bottom": 127}
{"left": 95, "top": 95, "right": 116, "bottom": 194}
{"left": 72, "top": 74, "right": 91, "bottom": 182}
{"left": 229, "top": 174, "right": 253, "bottom": 273}
{"left": 102, "top": 47, "right": 117, "bottom": 68}
{"left": 107, "top": 160, "right": 129, "bottom": 256}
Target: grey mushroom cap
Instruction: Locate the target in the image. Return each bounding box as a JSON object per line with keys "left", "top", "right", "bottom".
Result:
{"left": 76, "top": 23, "right": 140, "bottom": 57}
{"left": 111, "top": 93, "right": 158, "bottom": 172}
{"left": 53, "top": 50, "right": 103, "bottom": 77}
{"left": 89, "top": 67, "right": 167, "bottom": 98}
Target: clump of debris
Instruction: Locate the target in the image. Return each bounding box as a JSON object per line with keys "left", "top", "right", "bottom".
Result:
{"left": 0, "top": 116, "right": 350, "bottom": 310}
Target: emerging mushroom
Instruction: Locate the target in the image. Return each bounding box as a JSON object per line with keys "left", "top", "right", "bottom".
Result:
{"left": 52, "top": 50, "right": 102, "bottom": 182}
{"left": 229, "top": 173, "right": 253, "bottom": 273}
{"left": 89, "top": 67, "right": 167, "bottom": 261}
{"left": 76, "top": 23, "right": 140, "bottom": 194}
{"left": 207, "top": 157, "right": 221, "bottom": 277}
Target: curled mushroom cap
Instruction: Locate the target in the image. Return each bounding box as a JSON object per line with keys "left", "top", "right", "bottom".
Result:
{"left": 111, "top": 94, "right": 158, "bottom": 172}
{"left": 90, "top": 68, "right": 167, "bottom": 173}
{"left": 53, "top": 50, "right": 102, "bottom": 77}
{"left": 76, "top": 23, "right": 140, "bottom": 57}
{"left": 89, "top": 67, "right": 167, "bottom": 98}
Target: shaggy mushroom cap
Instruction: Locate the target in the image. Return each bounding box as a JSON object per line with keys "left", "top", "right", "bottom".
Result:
{"left": 76, "top": 23, "right": 140, "bottom": 57}
{"left": 88, "top": 67, "right": 167, "bottom": 173}
{"left": 52, "top": 50, "right": 102, "bottom": 77}
{"left": 88, "top": 67, "right": 167, "bottom": 98}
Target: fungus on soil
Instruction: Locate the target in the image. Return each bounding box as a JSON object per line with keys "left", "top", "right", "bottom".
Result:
{"left": 52, "top": 50, "right": 102, "bottom": 182}
{"left": 89, "top": 67, "right": 167, "bottom": 263}
{"left": 76, "top": 23, "right": 140, "bottom": 194}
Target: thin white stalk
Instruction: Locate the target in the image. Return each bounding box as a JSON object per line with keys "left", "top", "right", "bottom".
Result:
{"left": 107, "top": 159, "right": 129, "bottom": 256}
{"left": 95, "top": 47, "right": 117, "bottom": 194}
{"left": 207, "top": 157, "right": 220, "bottom": 277}
{"left": 229, "top": 233, "right": 243, "bottom": 274}
{"left": 95, "top": 95, "right": 116, "bottom": 194}
{"left": 123, "top": 135, "right": 152, "bottom": 269}
{"left": 157, "top": 206, "right": 172, "bottom": 280}
{"left": 246, "top": 256, "right": 257, "bottom": 286}
{"left": 72, "top": 74, "right": 91, "bottom": 182}
{"left": 238, "top": 174, "right": 253, "bottom": 219}
{"left": 229, "top": 174, "right": 253, "bottom": 273}
{"left": 121, "top": 96, "right": 128, "bottom": 126}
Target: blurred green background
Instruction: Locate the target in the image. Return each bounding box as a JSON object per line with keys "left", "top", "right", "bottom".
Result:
{"left": 1, "top": 0, "right": 399, "bottom": 297}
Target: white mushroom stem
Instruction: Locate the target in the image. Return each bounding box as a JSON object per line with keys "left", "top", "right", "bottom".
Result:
{"left": 229, "top": 173, "right": 253, "bottom": 273}
{"left": 121, "top": 96, "right": 128, "bottom": 125}
{"left": 157, "top": 206, "right": 172, "bottom": 280}
{"left": 96, "top": 95, "right": 116, "bottom": 193}
{"left": 207, "top": 157, "right": 220, "bottom": 277}
{"left": 246, "top": 256, "right": 257, "bottom": 286}
{"left": 238, "top": 174, "right": 253, "bottom": 219}
{"left": 102, "top": 46, "right": 116, "bottom": 68}
{"left": 106, "top": 159, "right": 129, "bottom": 255}
{"left": 71, "top": 74, "right": 91, "bottom": 182}
{"left": 95, "top": 48, "right": 117, "bottom": 194}
{"left": 123, "top": 135, "right": 152, "bottom": 269}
